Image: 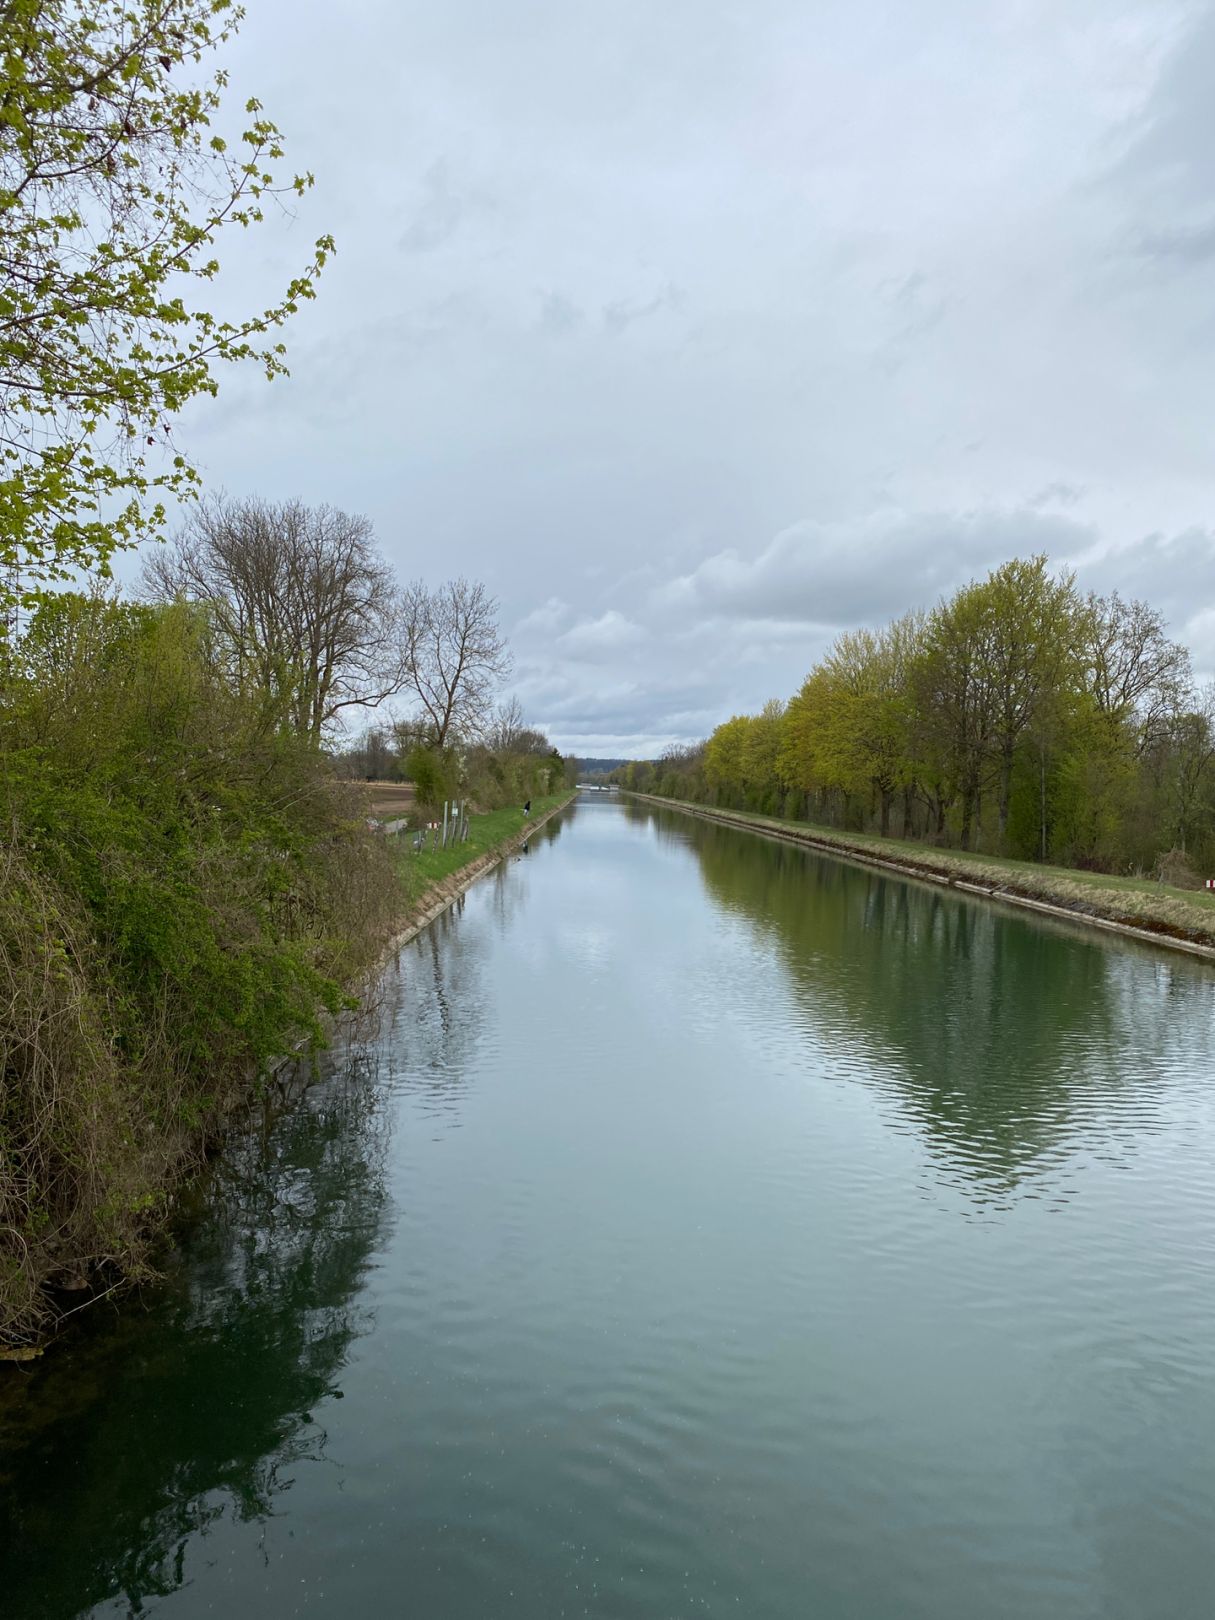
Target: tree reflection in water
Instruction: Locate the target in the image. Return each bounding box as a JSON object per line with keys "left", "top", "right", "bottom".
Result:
{"left": 0, "top": 1054, "right": 390, "bottom": 1619}
{"left": 638, "top": 805, "right": 1214, "bottom": 1202}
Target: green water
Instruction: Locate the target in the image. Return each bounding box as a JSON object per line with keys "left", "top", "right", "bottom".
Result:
{"left": 3, "top": 796, "right": 1215, "bottom": 1619}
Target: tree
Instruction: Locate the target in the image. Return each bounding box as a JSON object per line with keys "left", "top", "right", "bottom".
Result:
{"left": 404, "top": 744, "right": 454, "bottom": 812}
{"left": 977, "top": 558, "right": 1082, "bottom": 845}
{"left": 1168, "top": 686, "right": 1215, "bottom": 856}
{"left": 143, "top": 494, "right": 403, "bottom": 741}
{"left": 704, "top": 714, "right": 750, "bottom": 802}
{"left": 914, "top": 559, "right": 1079, "bottom": 849}
{"left": 395, "top": 578, "right": 511, "bottom": 748}
{"left": 816, "top": 626, "right": 919, "bottom": 835}
{"left": 1084, "top": 591, "right": 1192, "bottom": 754}
{"left": 1, "top": 0, "right": 331, "bottom": 616}
{"left": 485, "top": 694, "right": 550, "bottom": 755}
{"left": 740, "top": 699, "right": 785, "bottom": 810}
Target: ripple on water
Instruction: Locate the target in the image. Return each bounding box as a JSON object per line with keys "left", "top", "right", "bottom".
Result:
{"left": 5, "top": 804, "right": 1215, "bottom": 1620}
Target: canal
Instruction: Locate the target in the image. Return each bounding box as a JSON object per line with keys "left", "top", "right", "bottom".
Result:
{"left": 3, "top": 794, "right": 1215, "bottom": 1618}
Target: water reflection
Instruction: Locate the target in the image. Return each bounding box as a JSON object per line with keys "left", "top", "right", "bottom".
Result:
{"left": 645, "top": 808, "right": 1215, "bottom": 1201}
{"left": 0, "top": 1058, "right": 390, "bottom": 1619}
{"left": 360, "top": 815, "right": 571, "bottom": 1126}
{"left": 4, "top": 801, "right": 1214, "bottom": 1620}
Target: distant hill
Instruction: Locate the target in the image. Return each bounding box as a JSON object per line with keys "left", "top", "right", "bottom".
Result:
{"left": 574, "top": 758, "right": 631, "bottom": 776}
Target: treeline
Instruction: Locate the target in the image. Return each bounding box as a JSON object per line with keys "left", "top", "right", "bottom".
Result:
{"left": 149, "top": 493, "right": 569, "bottom": 815}
{"left": 1, "top": 498, "right": 561, "bottom": 1345}
{"left": 335, "top": 694, "right": 570, "bottom": 815}
{"left": 617, "top": 556, "right": 1215, "bottom": 878}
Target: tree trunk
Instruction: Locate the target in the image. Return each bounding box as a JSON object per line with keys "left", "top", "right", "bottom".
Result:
{"left": 960, "top": 786, "right": 975, "bottom": 850}
{"left": 998, "top": 748, "right": 1014, "bottom": 848}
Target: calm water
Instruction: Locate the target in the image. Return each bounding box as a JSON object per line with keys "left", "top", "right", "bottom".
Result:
{"left": 3, "top": 796, "right": 1215, "bottom": 1619}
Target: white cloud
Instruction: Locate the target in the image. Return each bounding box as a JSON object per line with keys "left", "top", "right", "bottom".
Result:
{"left": 513, "top": 597, "right": 572, "bottom": 638}
{"left": 556, "top": 610, "right": 645, "bottom": 657}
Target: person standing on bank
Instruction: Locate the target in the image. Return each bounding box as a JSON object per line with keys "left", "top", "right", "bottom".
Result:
{"left": 523, "top": 800, "right": 531, "bottom": 818}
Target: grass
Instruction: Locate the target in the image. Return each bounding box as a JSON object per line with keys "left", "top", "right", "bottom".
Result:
{"left": 637, "top": 796, "right": 1215, "bottom": 950}
{"left": 389, "top": 793, "right": 574, "bottom": 912}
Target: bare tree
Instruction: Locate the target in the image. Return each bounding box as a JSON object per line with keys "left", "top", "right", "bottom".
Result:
{"left": 143, "top": 495, "right": 405, "bottom": 741}
{"left": 486, "top": 694, "right": 527, "bottom": 752}
{"left": 1084, "top": 591, "right": 1193, "bottom": 754}
{"left": 485, "top": 695, "right": 550, "bottom": 755}
{"left": 1170, "top": 684, "right": 1215, "bottom": 854}
{"left": 395, "top": 579, "right": 511, "bottom": 748}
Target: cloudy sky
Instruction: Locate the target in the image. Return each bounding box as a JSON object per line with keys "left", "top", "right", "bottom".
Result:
{"left": 142, "top": 0, "right": 1215, "bottom": 755}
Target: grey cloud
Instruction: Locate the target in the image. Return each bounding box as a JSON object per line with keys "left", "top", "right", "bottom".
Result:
{"left": 1114, "top": 11, "right": 1215, "bottom": 202}
{"left": 658, "top": 509, "right": 1097, "bottom": 629}
{"left": 603, "top": 283, "right": 683, "bottom": 335}
{"left": 536, "top": 293, "right": 585, "bottom": 335}
{"left": 399, "top": 160, "right": 492, "bottom": 253}
{"left": 1086, "top": 529, "right": 1215, "bottom": 671}
{"left": 160, "top": 0, "right": 1215, "bottom": 753}
{"left": 875, "top": 270, "right": 950, "bottom": 370}
{"left": 1108, "top": 10, "right": 1215, "bottom": 271}
{"left": 1136, "top": 221, "right": 1215, "bottom": 266}
{"left": 1029, "top": 482, "right": 1086, "bottom": 510}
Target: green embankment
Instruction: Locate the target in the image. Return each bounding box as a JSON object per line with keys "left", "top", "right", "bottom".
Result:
{"left": 0, "top": 790, "right": 574, "bottom": 1354}
{"left": 0, "top": 593, "right": 577, "bottom": 1351}
{"left": 390, "top": 793, "right": 574, "bottom": 914}
{"left": 632, "top": 794, "right": 1215, "bottom": 953}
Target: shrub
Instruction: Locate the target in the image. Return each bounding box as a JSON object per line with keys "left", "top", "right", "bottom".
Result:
{"left": 0, "top": 595, "right": 398, "bottom": 1346}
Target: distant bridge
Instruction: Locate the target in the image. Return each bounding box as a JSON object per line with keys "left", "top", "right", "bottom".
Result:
{"left": 576, "top": 782, "right": 619, "bottom": 792}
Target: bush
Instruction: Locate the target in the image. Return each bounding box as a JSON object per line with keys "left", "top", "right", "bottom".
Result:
{"left": 1154, "top": 848, "right": 1204, "bottom": 890}
{"left": 1, "top": 595, "right": 398, "bottom": 1346}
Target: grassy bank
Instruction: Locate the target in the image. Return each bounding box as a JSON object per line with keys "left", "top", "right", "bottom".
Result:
{"left": 1, "top": 770, "right": 572, "bottom": 1353}
{"left": 631, "top": 794, "right": 1215, "bottom": 954}
{"left": 390, "top": 793, "right": 574, "bottom": 915}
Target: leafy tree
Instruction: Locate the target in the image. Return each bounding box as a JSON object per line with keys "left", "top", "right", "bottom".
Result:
{"left": 816, "top": 625, "right": 919, "bottom": 835}
{"left": 914, "top": 559, "right": 1079, "bottom": 848}
{"left": 777, "top": 674, "right": 827, "bottom": 809}
{"left": 1, "top": 0, "right": 331, "bottom": 617}
{"left": 704, "top": 714, "right": 750, "bottom": 802}
{"left": 977, "top": 557, "right": 1082, "bottom": 844}
{"left": 740, "top": 699, "right": 785, "bottom": 811}
{"left": 404, "top": 744, "right": 454, "bottom": 812}
{"left": 628, "top": 553, "right": 1212, "bottom": 872}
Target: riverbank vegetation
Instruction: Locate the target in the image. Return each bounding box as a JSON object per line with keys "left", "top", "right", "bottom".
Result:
{"left": 0, "top": 1, "right": 575, "bottom": 1351}
{"left": 630, "top": 798, "right": 1215, "bottom": 952}
{"left": 392, "top": 794, "right": 574, "bottom": 916}
{"left": 0, "top": 580, "right": 568, "bottom": 1347}
{"left": 0, "top": 592, "right": 400, "bottom": 1345}
{"left": 619, "top": 557, "right": 1214, "bottom": 883}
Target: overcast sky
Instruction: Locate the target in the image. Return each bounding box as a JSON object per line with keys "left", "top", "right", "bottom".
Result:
{"left": 143, "top": 0, "right": 1215, "bottom": 755}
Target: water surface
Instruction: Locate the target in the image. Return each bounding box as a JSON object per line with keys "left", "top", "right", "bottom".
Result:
{"left": 3, "top": 796, "right": 1215, "bottom": 1618}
